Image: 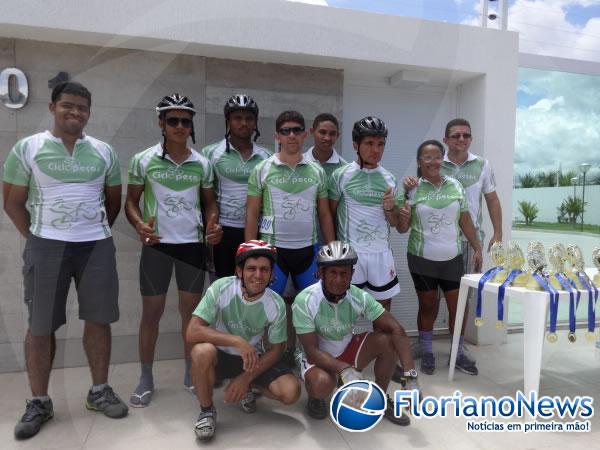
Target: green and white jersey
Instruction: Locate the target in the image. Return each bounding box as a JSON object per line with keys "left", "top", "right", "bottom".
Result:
{"left": 128, "top": 143, "right": 213, "bottom": 244}
{"left": 441, "top": 152, "right": 496, "bottom": 241}
{"left": 329, "top": 162, "right": 401, "bottom": 253}
{"left": 201, "top": 139, "right": 271, "bottom": 228}
{"left": 406, "top": 176, "right": 469, "bottom": 261}
{"left": 2, "top": 131, "right": 121, "bottom": 242}
{"left": 304, "top": 147, "right": 347, "bottom": 178}
{"left": 193, "top": 276, "right": 287, "bottom": 355}
{"left": 292, "top": 282, "right": 384, "bottom": 357}
{"left": 247, "top": 154, "right": 328, "bottom": 249}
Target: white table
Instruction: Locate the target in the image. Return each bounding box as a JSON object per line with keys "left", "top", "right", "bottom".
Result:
{"left": 448, "top": 270, "right": 598, "bottom": 395}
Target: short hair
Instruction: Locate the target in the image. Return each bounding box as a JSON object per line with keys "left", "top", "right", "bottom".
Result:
{"left": 312, "top": 113, "right": 339, "bottom": 131}
{"left": 444, "top": 118, "right": 471, "bottom": 137}
{"left": 275, "top": 110, "right": 305, "bottom": 131}
{"left": 51, "top": 81, "right": 92, "bottom": 107}
{"left": 416, "top": 139, "right": 445, "bottom": 178}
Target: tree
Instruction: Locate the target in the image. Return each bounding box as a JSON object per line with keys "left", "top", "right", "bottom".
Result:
{"left": 559, "top": 196, "right": 585, "bottom": 227}
{"left": 518, "top": 200, "right": 539, "bottom": 226}
{"left": 558, "top": 170, "right": 577, "bottom": 187}
{"left": 519, "top": 173, "right": 536, "bottom": 188}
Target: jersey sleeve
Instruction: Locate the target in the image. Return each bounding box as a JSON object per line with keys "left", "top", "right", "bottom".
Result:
{"left": 201, "top": 158, "right": 214, "bottom": 189}
{"left": 457, "top": 182, "right": 469, "bottom": 213}
{"left": 267, "top": 296, "right": 288, "bottom": 345}
{"left": 316, "top": 165, "right": 328, "bottom": 199}
{"left": 246, "top": 163, "right": 263, "bottom": 197}
{"left": 363, "top": 293, "right": 385, "bottom": 321}
{"left": 481, "top": 160, "right": 497, "bottom": 194}
{"left": 328, "top": 167, "right": 342, "bottom": 201}
{"left": 127, "top": 153, "right": 145, "bottom": 185}
{"left": 193, "top": 281, "right": 220, "bottom": 325}
{"left": 104, "top": 145, "right": 122, "bottom": 187}
{"left": 291, "top": 293, "right": 316, "bottom": 334}
{"left": 2, "top": 141, "right": 31, "bottom": 186}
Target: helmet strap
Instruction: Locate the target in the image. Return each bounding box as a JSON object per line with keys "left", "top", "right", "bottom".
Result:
{"left": 321, "top": 281, "right": 346, "bottom": 304}
{"left": 225, "top": 118, "right": 231, "bottom": 152}
{"left": 161, "top": 130, "right": 168, "bottom": 160}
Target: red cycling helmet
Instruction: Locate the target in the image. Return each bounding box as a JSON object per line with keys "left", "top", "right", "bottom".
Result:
{"left": 235, "top": 240, "right": 277, "bottom": 266}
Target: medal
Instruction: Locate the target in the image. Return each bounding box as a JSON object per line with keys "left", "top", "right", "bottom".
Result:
{"left": 555, "top": 273, "right": 578, "bottom": 343}
{"left": 534, "top": 272, "right": 559, "bottom": 343}
{"left": 497, "top": 269, "right": 522, "bottom": 327}
{"left": 475, "top": 266, "right": 503, "bottom": 327}
{"left": 547, "top": 332, "right": 558, "bottom": 343}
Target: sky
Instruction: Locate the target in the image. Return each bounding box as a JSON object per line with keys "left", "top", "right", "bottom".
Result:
{"left": 287, "top": 1, "right": 600, "bottom": 178}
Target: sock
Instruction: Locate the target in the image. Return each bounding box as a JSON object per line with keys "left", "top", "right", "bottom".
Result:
{"left": 201, "top": 403, "right": 213, "bottom": 412}
{"left": 32, "top": 395, "right": 50, "bottom": 402}
{"left": 91, "top": 383, "right": 107, "bottom": 393}
{"left": 419, "top": 331, "right": 433, "bottom": 354}
{"left": 133, "top": 363, "right": 154, "bottom": 396}
{"left": 457, "top": 336, "right": 465, "bottom": 357}
{"left": 184, "top": 358, "right": 192, "bottom": 388}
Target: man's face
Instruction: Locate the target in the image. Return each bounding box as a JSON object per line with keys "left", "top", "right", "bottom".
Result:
{"left": 228, "top": 110, "right": 257, "bottom": 141}
{"left": 311, "top": 120, "right": 339, "bottom": 154}
{"left": 236, "top": 256, "right": 273, "bottom": 298}
{"left": 320, "top": 265, "right": 353, "bottom": 297}
{"left": 49, "top": 93, "right": 90, "bottom": 137}
{"left": 353, "top": 136, "right": 386, "bottom": 168}
{"left": 160, "top": 110, "right": 194, "bottom": 146}
{"left": 443, "top": 125, "right": 472, "bottom": 155}
{"left": 275, "top": 121, "right": 307, "bottom": 154}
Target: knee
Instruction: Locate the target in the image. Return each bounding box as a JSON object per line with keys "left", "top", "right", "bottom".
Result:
{"left": 190, "top": 343, "right": 216, "bottom": 368}
{"left": 277, "top": 376, "right": 301, "bottom": 405}
{"left": 306, "top": 368, "right": 336, "bottom": 396}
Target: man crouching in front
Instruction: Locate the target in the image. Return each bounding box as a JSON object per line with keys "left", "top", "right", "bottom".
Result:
{"left": 186, "top": 240, "right": 301, "bottom": 441}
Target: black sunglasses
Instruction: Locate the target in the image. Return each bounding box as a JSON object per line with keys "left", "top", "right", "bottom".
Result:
{"left": 448, "top": 133, "right": 472, "bottom": 140}
{"left": 165, "top": 117, "right": 193, "bottom": 128}
{"left": 278, "top": 126, "right": 305, "bottom": 136}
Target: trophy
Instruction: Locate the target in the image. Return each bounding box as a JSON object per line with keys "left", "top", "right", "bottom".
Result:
{"left": 565, "top": 244, "right": 588, "bottom": 289}
{"left": 547, "top": 243, "right": 567, "bottom": 291}
{"left": 525, "top": 241, "right": 548, "bottom": 291}
{"left": 489, "top": 241, "right": 507, "bottom": 283}
{"left": 507, "top": 242, "right": 528, "bottom": 287}
{"left": 593, "top": 247, "right": 600, "bottom": 286}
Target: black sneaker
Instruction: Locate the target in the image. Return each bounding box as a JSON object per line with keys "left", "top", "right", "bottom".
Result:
{"left": 420, "top": 352, "right": 435, "bottom": 375}
{"left": 240, "top": 391, "right": 257, "bottom": 414}
{"left": 391, "top": 365, "right": 405, "bottom": 384}
{"left": 306, "top": 397, "right": 328, "bottom": 420}
{"left": 86, "top": 386, "right": 129, "bottom": 418}
{"left": 14, "top": 398, "right": 54, "bottom": 439}
{"left": 383, "top": 396, "right": 410, "bottom": 426}
{"left": 454, "top": 353, "right": 479, "bottom": 376}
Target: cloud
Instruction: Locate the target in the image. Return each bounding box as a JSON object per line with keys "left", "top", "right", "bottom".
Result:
{"left": 285, "top": 0, "right": 329, "bottom": 5}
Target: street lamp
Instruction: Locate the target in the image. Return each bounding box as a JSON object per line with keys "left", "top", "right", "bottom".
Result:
{"left": 571, "top": 176, "right": 578, "bottom": 198}
{"left": 580, "top": 163, "right": 591, "bottom": 231}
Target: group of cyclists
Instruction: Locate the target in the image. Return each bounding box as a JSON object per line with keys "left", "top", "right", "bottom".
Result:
{"left": 2, "top": 80, "right": 502, "bottom": 441}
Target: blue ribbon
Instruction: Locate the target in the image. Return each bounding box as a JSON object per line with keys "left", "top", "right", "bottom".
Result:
{"left": 497, "top": 269, "right": 522, "bottom": 323}
{"left": 476, "top": 266, "right": 504, "bottom": 322}
{"left": 533, "top": 273, "right": 559, "bottom": 334}
{"left": 575, "top": 272, "right": 598, "bottom": 334}
{"left": 555, "top": 273, "right": 577, "bottom": 335}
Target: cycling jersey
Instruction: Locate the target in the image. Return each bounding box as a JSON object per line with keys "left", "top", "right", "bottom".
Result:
{"left": 406, "top": 176, "right": 469, "bottom": 261}
{"left": 193, "top": 276, "right": 287, "bottom": 355}
{"left": 3, "top": 131, "right": 121, "bottom": 241}
{"left": 247, "top": 154, "right": 328, "bottom": 249}
{"left": 292, "top": 282, "right": 384, "bottom": 357}
{"left": 202, "top": 139, "right": 271, "bottom": 228}
{"left": 441, "top": 152, "right": 496, "bottom": 241}
{"left": 303, "top": 147, "right": 347, "bottom": 178}
{"left": 128, "top": 143, "right": 213, "bottom": 244}
{"left": 329, "top": 162, "right": 401, "bottom": 253}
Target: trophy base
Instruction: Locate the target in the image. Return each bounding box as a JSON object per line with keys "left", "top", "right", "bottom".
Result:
{"left": 566, "top": 272, "right": 584, "bottom": 289}
{"left": 491, "top": 270, "right": 507, "bottom": 284}
{"left": 549, "top": 276, "right": 563, "bottom": 291}
{"left": 512, "top": 273, "right": 529, "bottom": 287}
{"left": 594, "top": 274, "right": 600, "bottom": 286}
{"left": 525, "top": 276, "right": 544, "bottom": 291}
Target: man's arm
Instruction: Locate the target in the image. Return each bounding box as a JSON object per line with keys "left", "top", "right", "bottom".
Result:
{"left": 200, "top": 187, "right": 223, "bottom": 245}
{"left": 244, "top": 195, "right": 262, "bottom": 241}
{"left": 104, "top": 184, "right": 121, "bottom": 227}
{"left": 484, "top": 191, "right": 502, "bottom": 252}
{"left": 297, "top": 332, "right": 348, "bottom": 374}
{"left": 317, "top": 197, "right": 335, "bottom": 243}
{"left": 395, "top": 201, "right": 411, "bottom": 234}
{"left": 459, "top": 211, "right": 483, "bottom": 272}
{"left": 125, "top": 183, "right": 161, "bottom": 245}
{"left": 3, "top": 182, "right": 30, "bottom": 238}
{"left": 372, "top": 311, "right": 415, "bottom": 371}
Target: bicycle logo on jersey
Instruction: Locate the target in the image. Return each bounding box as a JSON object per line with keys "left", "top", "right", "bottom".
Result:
{"left": 49, "top": 199, "right": 99, "bottom": 230}
{"left": 224, "top": 199, "right": 245, "bottom": 220}
{"left": 164, "top": 194, "right": 193, "bottom": 217}
{"left": 356, "top": 219, "right": 386, "bottom": 242}
{"left": 282, "top": 196, "right": 310, "bottom": 220}
{"left": 428, "top": 213, "right": 452, "bottom": 234}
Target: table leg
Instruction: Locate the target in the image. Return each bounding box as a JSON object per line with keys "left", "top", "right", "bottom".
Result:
{"left": 522, "top": 291, "right": 548, "bottom": 396}
{"left": 448, "top": 281, "right": 469, "bottom": 381}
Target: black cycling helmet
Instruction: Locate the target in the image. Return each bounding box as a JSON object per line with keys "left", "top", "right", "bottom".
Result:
{"left": 156, "top": 93, "right": 196, "bottom": 159}
{"left": 352, "top": 116, "right": 387, "bottom": 168}
{"left": 224, "top": 94, "right": 260, "bottom": 152}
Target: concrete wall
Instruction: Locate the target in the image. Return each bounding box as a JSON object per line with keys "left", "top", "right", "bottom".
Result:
{"left": 0, "top": 37, "right": 343, "bottom": 372}
{"left": 512, "top": 185, "right": 600, "bottom": 225}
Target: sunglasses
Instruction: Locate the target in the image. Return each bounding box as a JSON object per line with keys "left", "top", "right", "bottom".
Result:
{"left": 419, "top": 156, "right": 443, "bottom": 163}
{"left": 448, "top": 133, "right": 472, "bottom": 140}
{"left": 278, "top": 126, "right": 305, "bottom": 136}
{"left": 165, "top": 117, "right": 193, "bottom": 128}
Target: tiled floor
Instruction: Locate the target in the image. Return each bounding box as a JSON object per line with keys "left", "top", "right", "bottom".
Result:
{"left": 2, "top": 333, "right": 599, "bottom": 450}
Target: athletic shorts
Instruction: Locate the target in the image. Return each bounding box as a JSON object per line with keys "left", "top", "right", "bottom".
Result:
{"left": 140, "top": 242, "right": 205, "bottom": 296}
{"left": 22, "top": 234, "right": 119, "bottom": 336}
{"left": 270, "top": 244, "right": 319, "bottom": 297}
{"left": 215, "top": 349, "right": 293, "bottom": 387}
{"left": 407, "top": 253, "right": 464, "bottom": 293}
{"left": 298, "top": 332, "right": 370, "bottom": 380}
{"left": 352, "top": 249, "right": 401, "bottom": 300}
{"left": 213, "top": 226, "right": 245, "bottom": 278}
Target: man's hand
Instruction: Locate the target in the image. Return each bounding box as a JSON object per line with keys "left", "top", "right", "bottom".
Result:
{"left": 223, "top": 374, "right": 252, "bottom": 404}
{"left": 136, "top": 216, "right": 161, "bottom": 245}
{"left": 338, "top": 366, "right": 362, "bottom": 385}
{"left": 473, "top": 248, "right": 483, "bottom": 273}
{"left": 235, "top": 337, "right": 259, "bottom": 372}
{"left": 205, "top": 213, "right": 223, "bottom": 245}
{"left": 399, "top": 201, "right": 410, "bottom": 222}
{"left": 487, "top": 232, "right": 502, "bottom": 253}
{"left": 402, "top": 176, "right": 418, "bottom": 192}
{"left": 382, "top": 187, "right": 396, "bottom": 212}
